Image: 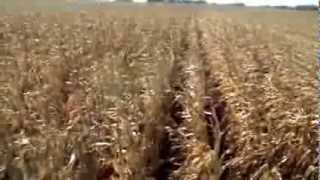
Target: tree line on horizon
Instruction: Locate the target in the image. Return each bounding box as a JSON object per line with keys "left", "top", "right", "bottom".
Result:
{"left": 63, "top": 0, "right": 319, "bottom": 10}
{"left": 145, "top": 0, "right": 317, "bottom": 11}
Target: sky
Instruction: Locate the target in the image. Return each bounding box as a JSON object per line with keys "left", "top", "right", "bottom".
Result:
{"left": 209, "top": 0, "right": 317, "bottom": 6}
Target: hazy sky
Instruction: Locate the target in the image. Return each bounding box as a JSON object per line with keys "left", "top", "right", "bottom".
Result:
{"left": 210, "top": 0, "right": 317, "bottom": 6}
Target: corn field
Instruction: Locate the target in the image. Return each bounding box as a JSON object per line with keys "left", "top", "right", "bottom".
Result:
{"left": 0, "top": 3, "right": 317, "bottom": 180}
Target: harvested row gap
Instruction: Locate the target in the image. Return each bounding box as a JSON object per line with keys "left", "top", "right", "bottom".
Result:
{"left": 199, "top": 32, "right": 228, "bottom": 156}
{"left": 153, "top": 20, "right": 190, "bottom": 180}
{"left": 153, "top": 90, "right": 187, "bottom": 179}
{"left": 203, "top": 71, "right": 232, "bottom": 180}
{"left": 197, "top": 19, "right": 235, "bottom": 179}
{"left": 158, "top": 17, "right": 231, "bottom": 180}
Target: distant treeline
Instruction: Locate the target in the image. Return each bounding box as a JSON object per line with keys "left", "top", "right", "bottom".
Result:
{"left": 294, "top": 5, "right": 318, "bottom": 11}
{"left": 147, "top": 0, "right": 248, "bottom": 5}
{"left": 146, "top": 0, "right": 318, "bottom": 11}
{"left": 262, "top": 5, "right": 318, "bottom": 11}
